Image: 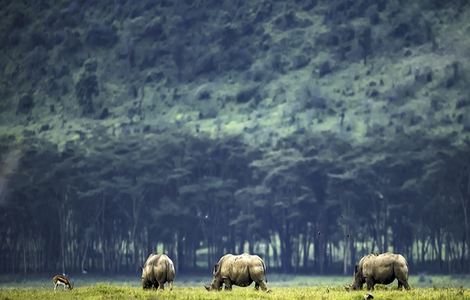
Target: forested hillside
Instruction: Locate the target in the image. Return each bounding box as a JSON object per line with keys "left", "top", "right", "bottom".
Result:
{"left": 1, "top": 0, "right": 470, "bottom": 275}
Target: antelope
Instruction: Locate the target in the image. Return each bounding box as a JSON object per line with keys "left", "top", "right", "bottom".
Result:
{"left": 52, "top": 274, "right": 73, "bottom": 291}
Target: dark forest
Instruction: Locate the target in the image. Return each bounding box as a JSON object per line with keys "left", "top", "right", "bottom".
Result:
{"left": 2, "top": 131, "right": 469, "bottom": 275}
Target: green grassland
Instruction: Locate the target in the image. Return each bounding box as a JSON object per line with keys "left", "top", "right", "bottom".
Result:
{"left": 1, "top": 275, "right": 470, "bottom": 299}
{"left": 1, "top": 285, "right": 469, "bottom": 300}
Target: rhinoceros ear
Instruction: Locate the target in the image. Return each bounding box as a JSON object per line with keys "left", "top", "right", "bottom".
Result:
{"left": 212, "top": 264, "right": 219, "bottom": 275}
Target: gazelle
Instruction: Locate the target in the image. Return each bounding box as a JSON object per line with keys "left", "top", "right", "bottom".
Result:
{"left": 52, "top": 274, "right": 73, "bottom": 291}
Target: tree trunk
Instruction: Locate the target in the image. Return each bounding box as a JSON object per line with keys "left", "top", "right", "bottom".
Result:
{"left": 302, "top": 233, "right": 309, "bottom": 269}
{"left": 100, "top": 196, "right": 106, "bottom": 273}
{"left": 22, "top": 238, "right": 27, "bottom": 276}
{"left": 280, "top": 220, "right": 292, "bottom": 273}
{"left": 342, "top": 235, "right": 349, "bottom": 275}
{"left": 316, "top": 219, "right": 327, "bottom": 274}
{"left": 248, "top": 239, "right": 254, "bottom": 254}
{"left": 59, "top": 199, "right": 66, "bottom": 274}
{"left": 350, "top": 238, "right": 356, "bottom": 272}
{"left": 458, "top": 194, "right": 469, "bottom": 271}
{"left": 131, "top": 194, "right": 144, "bottom": 268}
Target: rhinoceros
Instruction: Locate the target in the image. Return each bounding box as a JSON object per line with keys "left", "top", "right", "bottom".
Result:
{"left": 204, "top": 253, "right": 269, "bottom": 291}
{"left": 141, "top": 253, "right": 175, "bottom": 290}
{"left": 348, "top": 252, "right": 410, "bottom": 291}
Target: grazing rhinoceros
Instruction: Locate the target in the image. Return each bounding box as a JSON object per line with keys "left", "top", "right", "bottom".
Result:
{"left": 141, "top": 253, "right": 175, "bottom": 290}
{"left": 204, "top": 253, "right": 269, "bottom": 292}
{"left": 348, "top": 252, "right": 410, "bottom": 291}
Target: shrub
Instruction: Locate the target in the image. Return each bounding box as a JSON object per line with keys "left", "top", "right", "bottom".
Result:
{"left": 85, "top": 23, "right": 118, "bottom": 48}
{"left": 295, "top": 82, "right": 327, "bottom": 109}
{"left": 16, "top": 94, "right": 34, "bottom": 115}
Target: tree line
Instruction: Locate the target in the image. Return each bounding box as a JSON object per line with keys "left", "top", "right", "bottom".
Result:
{"left": 0, "top": 128, "right": 469, "bottom": 275}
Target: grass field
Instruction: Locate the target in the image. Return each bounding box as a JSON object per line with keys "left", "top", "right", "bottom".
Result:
{"left": 0, "top": 285, "right": 469, "bottom": 300}
{"left": 1, "top": 275, "right": 470, "bottom": 299}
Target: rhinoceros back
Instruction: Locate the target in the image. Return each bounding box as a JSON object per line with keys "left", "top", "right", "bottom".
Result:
{"left": 143, "top": 254, "right": 174, "bottom": 283}
{"left": 362, "top": 253, "right": 408, "bottom": 284}
{"left": 218, "top": 254, "right": 266, "bottom": 286}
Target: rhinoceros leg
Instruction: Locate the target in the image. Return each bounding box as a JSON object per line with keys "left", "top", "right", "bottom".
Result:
{"left": 157, "top": 281, "right": 165, "bottom": 290}
{"left": 365, "top": 278, "right": 375, "bottom": 290}
{"left": 223, "top": 277, "right": 232, "bottom": 290}
{"left": 168, "top": 281, "right": 174, "bottom": 291}
{"left": 255, "top": 280, "right": 268, "bottom": 291}
{"left": 397, "top": 279, "right": 410, "bottom": 290}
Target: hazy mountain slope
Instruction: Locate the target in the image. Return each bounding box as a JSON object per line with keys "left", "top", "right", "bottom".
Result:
{"left": 0, "top": 0, "right": 469, "bottom": 150}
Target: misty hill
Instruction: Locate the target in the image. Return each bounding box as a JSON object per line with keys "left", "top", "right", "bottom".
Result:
{"left": 1, "top": 0, "right": 469, "bottom": 147}
{"left": 1, "top": 0, "right": 470, "bottom": 275}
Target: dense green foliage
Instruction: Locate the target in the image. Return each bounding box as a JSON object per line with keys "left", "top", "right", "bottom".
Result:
{"left": 1, "top": 0, "right": 470, "bottom": 275}
{"left": 1, "top": 129, "right": 469, "bottom": 274}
